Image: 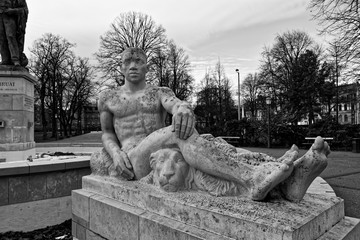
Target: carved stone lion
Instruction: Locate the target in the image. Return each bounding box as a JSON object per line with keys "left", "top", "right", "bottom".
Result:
{"left": 141, "top": 148, "right": 246, "bottom": 197}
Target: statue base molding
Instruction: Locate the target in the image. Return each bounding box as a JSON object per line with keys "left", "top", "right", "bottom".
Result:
{"left": 72, "top": 175, "right": 360, "bottom": 240}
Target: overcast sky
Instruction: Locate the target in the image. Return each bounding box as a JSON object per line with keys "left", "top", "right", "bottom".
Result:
{"left": 25, "top": 0, "right": 328, "bottom": 90}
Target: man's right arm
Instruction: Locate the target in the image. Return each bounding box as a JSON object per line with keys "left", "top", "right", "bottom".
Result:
{"left": 99, "top": 98, "right": 134, "bottom": 180}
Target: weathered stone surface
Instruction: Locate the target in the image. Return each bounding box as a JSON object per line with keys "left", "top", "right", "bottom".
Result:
{"left": 28, "top": 173, "right": 47, "bottom": 201}
{"left": 0, "top": 72, "right": 36, "bottom": 94}
{"left": 73, "top": 189, "right": 233, "bottom": 240}
{"left": 0, "top": 71, "right": 36, "bottom": 161}
{"left": 0, "top": 161, "right": 29, "bottom": 176}
{"left": 63, "top": 156, "right": 91, "bottom": 169}
{"left": 0, "top": 177, "right": 8, "bottom": 206}
{"left": 86, "top": 229, "right": 107, "bottom": 240}
{"left": 77, "top": 168, "right": 92, "bottom": 188}
{"left": 0, "top": 94, "right": 12, "bottom": 110}
{"left": 72, "top": 221, "right": 77, "bottom": 239}
{"left": 76, "top": 223, "right": 87, "bottom": 240}
{"left": 72, "top": 189, "right": 94, "bottom": 228}
{"left": 8, "top": 175, "right": 28, "bottom": 204}
{"left": 46, "top": 170, "right": 78, "bottom": 198}
{"left": 318, "top": 217, "right": 360, "bottom": 240}
{"left": 89, "top": 194, "right": 141, "bottom": 240}
{"left": 28, "top": 159, "right": 65, "bottom": 173}
{"left": 82, "top": 175, "right": 344, "bottom": 240}
{"left": 0, "top": 142, "right": 35, "bottom": 151}
{"left": 139, "top": 210, "right": 233, "bottom": 240}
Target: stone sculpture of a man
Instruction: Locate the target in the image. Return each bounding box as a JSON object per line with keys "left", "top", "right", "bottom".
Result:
{"left": 0, "top": 0, "right": 28, "bottom": 67}
{"left": 91, "top": 47, "right": 330, "bottom": 202}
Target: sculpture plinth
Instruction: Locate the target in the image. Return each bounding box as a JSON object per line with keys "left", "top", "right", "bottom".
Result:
{"left": 72, "top": 175, "right": 360, "bottom": 240}
{"left": 0, "top": 69, "right": 36, "bottom": 162}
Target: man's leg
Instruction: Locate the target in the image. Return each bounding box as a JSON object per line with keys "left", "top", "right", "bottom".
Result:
{"left": 0, "top": 16, "right": 11, "bottom": 64}
{"left": 128, "top": 126, "right": 298, "bottom": 200}
{"left": 178, "top": 133, "right": 298, "bottom": 200}
{"left": 3, "top": 17, "right": 20, "bottom": 65}
{"left": 127, "top": 126, "right": 178, "bottom": 179}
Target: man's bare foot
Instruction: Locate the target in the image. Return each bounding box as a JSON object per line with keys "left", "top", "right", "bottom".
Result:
{"left": 251, "top": 146, "right": 298, "bottom": 201}
{"left": 277, "top": 145, "right": 299, "bottom": 163}
{"left": 280, "top": 136, "right": 330, "bottom": 202}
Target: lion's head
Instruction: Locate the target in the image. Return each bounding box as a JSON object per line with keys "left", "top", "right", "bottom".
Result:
{"left": 149, "top": 148, "right": 190, "bottom": 192}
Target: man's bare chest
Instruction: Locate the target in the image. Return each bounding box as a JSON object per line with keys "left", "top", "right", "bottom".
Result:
{"left": 106, "top": 92, "right": 161, "bottom": 117}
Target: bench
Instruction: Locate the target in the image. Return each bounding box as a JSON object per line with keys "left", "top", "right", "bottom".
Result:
{"left": 218, "top": 136, "right": 241, "bottom": 147}
{"left": 302, "top": 137, "right": 334, "bottom": 148}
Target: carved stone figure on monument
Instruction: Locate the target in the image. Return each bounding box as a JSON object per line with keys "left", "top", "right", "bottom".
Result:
{"left": 140, "top": 136, "right": 330, "bottom": 202}
{"left": 91, "top": 47, "right": 330, "bottom": 202}
{"left": 0, "top": 0, "right": 28, "bottom": 67}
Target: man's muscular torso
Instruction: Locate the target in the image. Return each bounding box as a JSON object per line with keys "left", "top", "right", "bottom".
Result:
{"left": 99, "top": 85, "right": 175, "bottom": 152}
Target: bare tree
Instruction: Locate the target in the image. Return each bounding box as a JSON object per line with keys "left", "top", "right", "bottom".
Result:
{"left": 211, "top": 59, "right": 228, "bottom": 124}
{"left": 30, "top": 33, "right": 75, "bottom": 139}
{"left": 58, "top": 57, "right": 95, "bottom": 136}
{"left": 165, "top": 40, "right": 194, "bottom": 100}
{"left": 241, "top": 73, "right": 265, "bottom": 119}
{"left": 29, "top": 33, "right": 95, "bottom": 139}
{"left": 195, "top": 61, "right": 236, "bottom": 132}
{"left": 309, "top": 0, "right": 360, "bottom": 81}
{"left": 260, "top": 30, "right": 326, "bottom": 125}
{"left": 95, "top": 11, "right": 167, "bottom": 87}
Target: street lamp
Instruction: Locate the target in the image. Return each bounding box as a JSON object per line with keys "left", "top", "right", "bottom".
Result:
{"left": 235, "top": 69, "right": 241, "bottom": 120}
{"left": 266, "top": 97, "right": 271, "bottom": 148}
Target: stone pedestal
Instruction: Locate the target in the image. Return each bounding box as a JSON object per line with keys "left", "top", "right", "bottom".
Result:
{"left": 0, "top": 70, "right": 37, "bottom": 162}
{"left": 72, "top": 175, "right": 360, "bottom": 240}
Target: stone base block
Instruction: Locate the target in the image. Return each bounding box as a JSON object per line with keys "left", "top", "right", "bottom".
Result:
{"left": 71, "top": 175, "right": 359, "bottom": 240}
{"left": 72, "top": 189, "right": 233, "bottom": 240}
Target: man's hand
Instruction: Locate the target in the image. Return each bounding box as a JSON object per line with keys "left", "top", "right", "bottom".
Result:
{"left": 172, "top": 104, "right": 195, "bottom": 139}
{"left": 113, "top": 150, "right": 134, "bottom": 180}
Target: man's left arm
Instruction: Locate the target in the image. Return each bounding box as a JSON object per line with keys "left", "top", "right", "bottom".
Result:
{"left": 159, "top": 87, "right": 195, "bottom": 139}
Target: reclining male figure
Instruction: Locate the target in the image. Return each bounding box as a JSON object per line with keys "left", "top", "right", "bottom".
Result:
{"left": 92, "top": 47, "right": 329, "bottom": 202}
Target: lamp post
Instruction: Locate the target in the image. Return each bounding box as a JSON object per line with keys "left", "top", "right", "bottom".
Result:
{"left": 266, "top": 97, "right": 271, "bottom": 148}
{"left": 235, "top": 69, "right": 241, "bottom": 120}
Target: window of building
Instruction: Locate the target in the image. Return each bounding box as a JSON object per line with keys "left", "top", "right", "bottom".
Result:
{"left": 344, "top": 115, "right": 348, "bottom": 122}
{"left": 338, "top": 104, "right": 342, "bottom": 111}
{"left": 344, "top": 104, "right": 347, "bottom": 111}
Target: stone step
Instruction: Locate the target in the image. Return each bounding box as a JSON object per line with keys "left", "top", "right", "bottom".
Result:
{"left": 317, "top": 217, "right": 360, "bottom": 240}
{"left": 81, "top": 175, "right": 345, "bottom": 240}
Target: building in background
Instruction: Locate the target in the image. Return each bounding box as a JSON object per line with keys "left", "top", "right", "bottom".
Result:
{"left": 322, "top": 83, "right": 360, "bottom": 124}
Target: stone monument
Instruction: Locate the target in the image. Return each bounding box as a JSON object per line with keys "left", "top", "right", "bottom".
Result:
{"left": 0, "top": 0, "right": 35, "bottom": 162}
{"left": 72, "top": 48, "right": 360, "bottom": 239}
{"left": 0, "top": 69, "right": 36, "bottom": 162}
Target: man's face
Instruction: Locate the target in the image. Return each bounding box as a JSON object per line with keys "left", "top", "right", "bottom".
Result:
{"left": 120, "top": 49, "right": 148, "bottom": 84}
